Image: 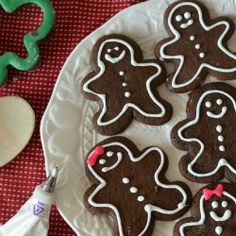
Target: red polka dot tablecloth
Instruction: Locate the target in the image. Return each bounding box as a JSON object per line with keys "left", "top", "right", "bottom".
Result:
{"left": 0, "top": 0, "right": 143, "bottom": 235}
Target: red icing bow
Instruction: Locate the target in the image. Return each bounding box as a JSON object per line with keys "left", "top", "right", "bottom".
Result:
{"left": 87, "top": 146, "right": 104, "bottom": 166}
{"left": 202, "top": 184, "right": 224, "bottom": 201}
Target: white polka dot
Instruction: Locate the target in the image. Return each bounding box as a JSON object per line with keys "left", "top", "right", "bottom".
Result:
{"left": 195, "top": 44, "right": 200, "bottom": 49}
{"left": 211, "top": 201, "right": 218, "bottom": 209}
{"left": 216, "top": 99, "right": 223, "bottom": 105}
{"left": 124, "top": 91, "right": 131, "bottom": 98}
{"left": 130, "top": 187, "right": 138, "bottom": 193}
{"left": 219, "top": 145, "right": 225, "bottom": 152}
{"left": 184, "top": 12, "right": 191, "bottom": 19}
{"left": 137, "top": 195, "right": 145, "bottom": 202}
{"left": 122, "top": 177, "right": 129, "bottom": 184}
{"left": 122, "top": 82, "right": 127, "bottom": 87}
{"left": 99, "top": 159, "right": 106, "bottom": 165}
{"left": 106, "top": 151, "right": 113, "bottom": 157}
{"left": 119, "top": 71, "right": 125, "bottom": 76}
{"left": 199, "top": 52, "right": 205, "bottom": 58}
{"left": 222, "top": 201, "right": 228, "bottom": 208}
{"left": 176, "top": 15, "right": 182, "bottom": 22}
{"left": 216, "top": 125, "right": 222, "bottom": 133}
{"left": 205, "top": 101, "right": 212, "bottom": 108}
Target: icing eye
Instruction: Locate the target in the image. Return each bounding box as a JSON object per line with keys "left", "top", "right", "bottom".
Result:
{"left": 99, "top": 159, "right": 106, "bottom": 165}
{"left": 184, "top": 12, "right": 191, "bottom": 19}
{"left": 175, "top": 15, "right": 183, "bottom": 22}
{"left": 216, "top": 99, "right": 223, "bottom": 105}
{"left": 114, "top": 46, "right": 119, "bottom": 51}
{"left": 211, "top": 201, "right": 218, "bottom": 209}
{"left": 107, "top": 48, "right": 112, "bottom": 53}
{"left": 106, "top": 151, "right": 113, "bottom": 157}
{"left": 221, "top": 201, "right": 228, "bottom": 208}
{"left": 205, "top": 101, "right": 212, "bottom": 108}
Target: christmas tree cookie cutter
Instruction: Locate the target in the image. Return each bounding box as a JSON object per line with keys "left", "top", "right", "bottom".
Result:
{"left": 0, "top": 0, "right": 55, "bottom": 85}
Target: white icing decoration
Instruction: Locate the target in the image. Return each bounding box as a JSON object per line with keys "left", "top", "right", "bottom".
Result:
{"left": 217, "top": 99, "right": 223, "bottom": 105}
{"left": 124, "top": 91, "right": 131, "bottom": 98}
{"left": 119, "top": 71, "right": 125, "bottom": 76}
{"left": 130, "top": 187, "right": 138, "bottom": 193}
{"left": 195, "top": 44, "right": 200, "bottom": 50}
{"left": 122, "top": 82, "right": 127, "bottom": 87}
{"left": 88, "top": 142, "right": 188, "bottom": 236}
{"left": 184, "top": 12, "right": 191, "bottom": 19}
{"left": 122, "top": 177, "right": 129, "bottom": 184}
{"left": 215, "top": 226, "right": 223, "bottom": 235}
{"left": 107, "top": 151, "right": 113, "bottom": 157}
{"left": 206, "top": 106, "right": 227, "bottom": 118}
{"left": 179, "top": 191, "right": 236, "bottom": 235}
{"left": 83, "top": 38, "right": 166, "bottom": 126}
{"left": 114, "top": 46, "right": 119, "bottom": 51}
{"left": 105, "top": 50, "right": 126, "bottom": 63}
{"left": 177, "top": 90, "right": 236, "bottom": 177}
{"left": 160, "top": 1, "right": 236, "bottom": 89}
{"left": 137, "top": 195, "right": 145, "bottom": 202}
{"left": 205, "top": 101, "right": 212, "bottom": 108}
{"left": 180, "top": 19, "right": 194, "bottom": 29}
{"left": 216, "top": 125, "right": 223, "bottom": 133}
{"left": 218, "top": 135, "right": 224, "bottom": 142}
{"left": 102, "top": 152, "right": 123, "bottom": 173}
{"left": 176, "top": 15, "right": 182, "bottom": 22}
{"left": 199, "top": 52, "right": 205, "bottom": 58}
{"left": 107, "top": 48, "right": 112, "bottom": 53}
{"left": 219, "top": 145, "right": 225, "bottom": 152}
{"left": 189, "top": 35, "right": 195, "bottom": 41}
{"left": 222, "top": 201, "right": 228, "bottom": 208}
{"left": 211, "top": 201, "right": 218, "bottom": 209}
{"left": 99, "top": 159, "right": 106, "bottom": 165}
{"left": 210, "top": 209, "right": 231, "bottom": 221}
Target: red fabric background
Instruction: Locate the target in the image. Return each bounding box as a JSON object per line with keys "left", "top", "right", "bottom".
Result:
{"left": 0, "top": 0, "right": 143, "bottom": 235}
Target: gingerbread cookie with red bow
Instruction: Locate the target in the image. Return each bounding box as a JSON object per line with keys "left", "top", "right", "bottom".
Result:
{"left": 156, "top": 0, "right": 236, "bottom": 93}
{"left": 82, "top": 34, "right": 172, "bottom": 135}
{"left": 84, "top": 137, "right": 192, "bottom": 236}
{"left": 171, "top": 82, "right": 236, "bottom": 183}
{"left": 174, "top": 183, "right": 236, "bottom": 236}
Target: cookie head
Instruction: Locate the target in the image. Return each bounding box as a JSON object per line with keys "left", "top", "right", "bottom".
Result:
{"left": 169, "top": 2, "right": 201, "bottom": 33}
{"left": 200, "top": 91, "right": 235, "bottom": 119}
{"left": 99, "top": 39, "right": 130, "bottom": 64}
{"left": 87, "top": 145, "right": 124, "bottom": 176}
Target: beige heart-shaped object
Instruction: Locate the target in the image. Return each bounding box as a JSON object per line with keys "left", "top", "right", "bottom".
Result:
{"left": 0, "top": 96, "right": 35, "bottom": 167}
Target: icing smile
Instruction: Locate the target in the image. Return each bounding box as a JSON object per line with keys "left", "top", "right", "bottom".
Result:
{"left": 210, "top": 209, "right": 232, "bottom": 222}
{"left": 206, "top": 106, "right": 227, "bottom": 119}
{"left": 180, "top": 19, "right": 193, "bottom": 29}
{"left": 105, "top": 50, "right": 126, "bottom": 63}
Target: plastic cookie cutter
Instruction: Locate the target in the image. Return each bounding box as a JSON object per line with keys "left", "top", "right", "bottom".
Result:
{"left": 0, "top": 0, "right": 55, "bottom": 85}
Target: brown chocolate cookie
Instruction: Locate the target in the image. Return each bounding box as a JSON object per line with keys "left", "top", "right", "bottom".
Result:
{"left": 174, "top": 183, "right": 236, "bottom": 236}
{"left": 81, "top": 34, "right": 172, "bottom": 135}
{"left": 155, "top": 0, "right": 236, "bottom": 93}
{"left": 171, "top": 82, "right": 236, "bottom": 183}
{"left": 84, "top": 136, "right": 192, "bottom": 236}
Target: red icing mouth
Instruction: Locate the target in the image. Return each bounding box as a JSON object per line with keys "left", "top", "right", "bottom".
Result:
{"left": 87, "top": 146, "right": 104, "bottom": 166}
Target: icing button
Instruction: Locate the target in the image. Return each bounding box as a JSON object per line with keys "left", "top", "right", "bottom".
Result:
{"left": 189, "top": 35, "right": 195, "bottom": 41}
{"left": 124, "top": 91, "right": 131, "bottom": 98}
{"left": 130, "top": 187, "right": 138, "bottom": 193}
{"left": 199, "top": 52, "right": 205, "bottom": 58}
{"left": 195, "top": 44, "right": 200, "bottom": 49}
{"left": 122, "top": 177, "right": 130, "bottom": 184}
{"left": 215, "top": 226, "right": 223, "bottom": 235}
{"left": 218, "top": 135, "right": 224, "bottom": 142}
{"left": 122, "top": 82, "right": 128, "bottom": 87}
{"left": 219, "top": 145, "right": 225, "bottom": 152}
{"left": 119, "top": 71, "right": 125, "bottom": 76}
{"left": 216, "top": 125, "right": 222, "bottom": 133}
{"left": 137, "top": 195, "right": 145, "bottom": 202}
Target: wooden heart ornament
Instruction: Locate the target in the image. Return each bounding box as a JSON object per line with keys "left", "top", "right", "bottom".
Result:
{"left": 0, "top": 96, "right": 35, "bottom": 167}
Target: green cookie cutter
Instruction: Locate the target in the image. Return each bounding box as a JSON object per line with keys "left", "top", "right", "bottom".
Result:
{"left": 0, "top": 0, "right": 55, "bottom": 85}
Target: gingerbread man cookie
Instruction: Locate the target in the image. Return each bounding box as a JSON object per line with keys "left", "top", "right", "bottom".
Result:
{"left": 82, "top": 34, "right": 172, "bottom": 135}
{"left": 174, "top": 183, "right": 236, "bottom": 236}
{"left": 84, "top": 137, "right": 192, "bottom": 236}
{"left": 171, "top": 82, "right": 236, "bottom": 183}
{"left": 156, "top": 0, "right": 236, "bottom": 93}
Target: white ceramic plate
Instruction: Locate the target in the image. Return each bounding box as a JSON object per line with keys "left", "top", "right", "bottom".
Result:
{"left": 40, "top": 0, "right": 236, "bottom": 235}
